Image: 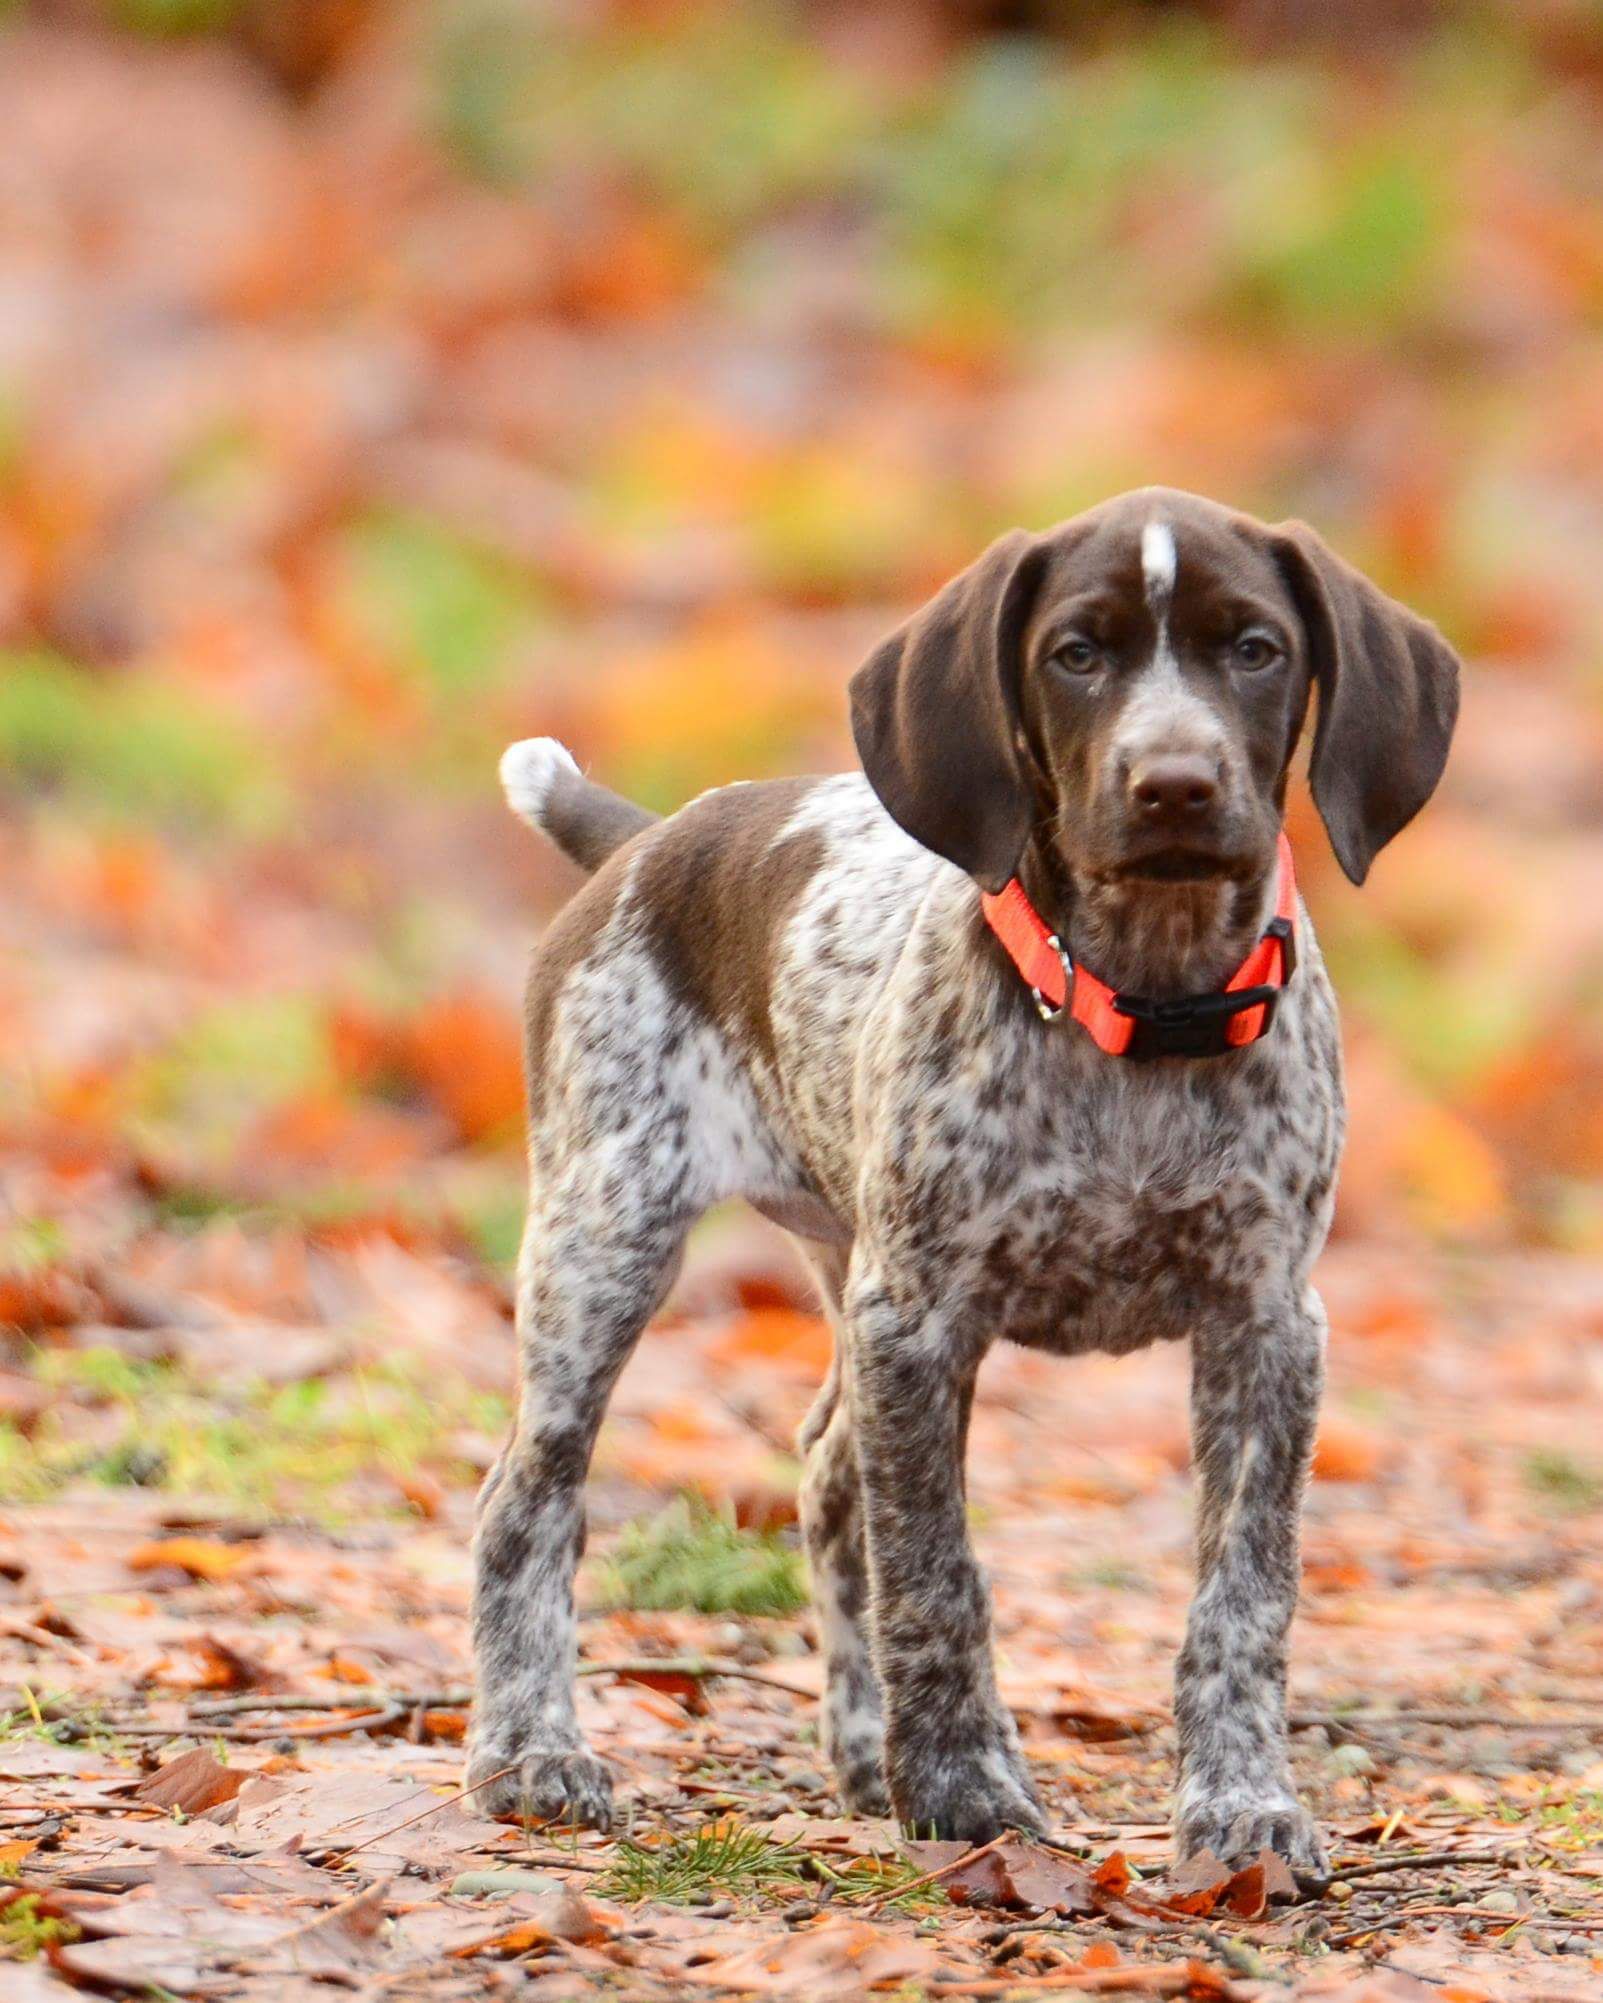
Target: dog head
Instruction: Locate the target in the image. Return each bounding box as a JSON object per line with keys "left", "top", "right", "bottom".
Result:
{"left": 850, "top": 489, "right": 1460, "bottom": 905}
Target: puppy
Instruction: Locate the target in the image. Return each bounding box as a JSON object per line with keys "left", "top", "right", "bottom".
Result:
{"left": 468, "top": 488, "right": 1459, "bottom": 1868}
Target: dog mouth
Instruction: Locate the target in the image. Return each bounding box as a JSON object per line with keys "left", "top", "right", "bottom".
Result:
{"left": 1106, "top": 846, "right": 1245, "bottom": 884}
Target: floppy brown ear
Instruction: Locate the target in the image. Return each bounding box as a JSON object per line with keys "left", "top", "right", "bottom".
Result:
{"left": 848, "top": 530, "right": 1047, "bottom": 891}
{"left": 1273, "top": 521, "right": 1461, "bottom": 886}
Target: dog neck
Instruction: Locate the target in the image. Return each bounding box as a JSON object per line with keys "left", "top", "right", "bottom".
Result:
{"left": 1015, "top": 837, "right": 1278, "bottom": 1000}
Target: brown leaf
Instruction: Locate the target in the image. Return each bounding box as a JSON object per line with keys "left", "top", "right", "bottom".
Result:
{"left": 50, "top": 1934, "right": 218, "bottom": 1996}
{"left": 1150, "top": 1846, "right": 1297, "bottom": 1922}
{"left": 1153, "top": 1847, "right": 1231, "bottom": 1916}
{"left": 242, "top": 1879, "right": 390, "bottom": 1982}
{"left": 910, "top": 1837, "right": 1099, "bottom": 1916}
{"left": 229, "top": 1768, "right": 503, "bottom": 1872}
{"left": 133, "top": 1748, "right": 252, "bottom": 1816}
{"left": 667, "top": 1915, "right": 940, "bottom": 1997}
{"left": 454, "top": 1886, "right": 610, "bottom": 1957}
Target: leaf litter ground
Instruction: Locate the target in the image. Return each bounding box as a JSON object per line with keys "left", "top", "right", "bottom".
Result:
{"left": 4, "top": 1233, "right": 1602, "bottom": 2001}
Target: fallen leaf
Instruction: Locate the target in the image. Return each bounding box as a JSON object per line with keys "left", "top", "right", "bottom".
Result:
{"left": 229, "top": 1769, "right": 503, "bottom": 1872}
{"left": 133, "top": 1748, "right": 253, "bottom": 1816}
{"left": 50, "top": 1934, "right": 218, "bottom": 1997}
{"left": 239, "top": 1879, "right": 390, "bottom": 1981}
{"left": 126, "top": 1539, "right": 253, "bottom": 1582}
{"left": 908, "top": 1838, "right": 1099, "bottom": 1916}
{"left": 454, "top": 1886, "right": 610, "bottom": 1956}
{"left": 610, "top": 1663, "right": 712, "bottom": 1715}
{"left": 668, "top": 1915, "right": 940, "bottom": 1997}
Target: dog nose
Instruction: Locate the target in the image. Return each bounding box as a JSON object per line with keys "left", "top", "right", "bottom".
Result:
{"left": 1129, "top": 754, "right": 1219, "bottom": 819}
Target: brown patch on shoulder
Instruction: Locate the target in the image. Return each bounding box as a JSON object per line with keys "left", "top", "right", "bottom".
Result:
{"left": 629, "top": 778, "right": 829, "bottom": 1068}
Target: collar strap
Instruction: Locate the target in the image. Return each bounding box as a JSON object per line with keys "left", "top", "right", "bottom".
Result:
{"left": 979, "top": 833, "right": 1298, "bottom": 1060}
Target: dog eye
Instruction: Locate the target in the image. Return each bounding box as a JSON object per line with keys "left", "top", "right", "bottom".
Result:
{"left": 1052, "top": 639, "right": 1101, "bottom": 675}
{"left": 1232, "top": 633, "right": 1280, "bottom": 671}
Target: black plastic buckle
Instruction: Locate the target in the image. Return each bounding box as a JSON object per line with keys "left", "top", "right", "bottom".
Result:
{"left": 1264, "top": 914, "right": 1297, "bottom": 984}
{"left": 1112, "top": 981, "right": 1282, "bottom": 1061}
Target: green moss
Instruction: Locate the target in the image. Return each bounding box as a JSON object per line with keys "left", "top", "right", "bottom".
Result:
{"left": 1523, "top": 1449, "right": 1603, "bottom": 1513}
{"left": 0, "top": 1894, "right": 78, "bottom": 1961}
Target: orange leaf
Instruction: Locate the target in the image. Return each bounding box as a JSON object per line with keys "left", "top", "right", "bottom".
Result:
{"left": 404, "top": 992, "right": 525, "bottom": 1146}
{"left": 1311, "top": 1416, "right": 1384, "bottom": 1484}
{"left": 127, "top": 1538, "right": 252, "bottom": 1582}
{"left": 611, "top": 1665, "right": 711, "bottom": 1716}
{"left": 709, "top": 1309, "right": 833, "bottom": 1376}
{"left": 1091, "top": 1851, "right": 1132, "bottom": 1897}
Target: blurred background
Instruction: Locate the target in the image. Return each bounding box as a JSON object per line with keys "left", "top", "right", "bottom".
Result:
{"left": 5, "top": 0, "right": 1603, "bottom": 1533}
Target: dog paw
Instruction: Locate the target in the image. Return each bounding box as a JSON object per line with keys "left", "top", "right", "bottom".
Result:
{"left": 1177, "top": 1797, "right": 1327, "bottom": 1878}
{"left": 465, "top": 1744, "right": 614, "bottom": 1831}
{"left": 834, "top": 1755, "right": 893, "bottom": 1819}
{"left": 892, "top": 1747, "right": 1046, "bottom": 1844}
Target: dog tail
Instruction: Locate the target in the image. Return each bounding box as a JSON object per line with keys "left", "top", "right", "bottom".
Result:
{"left": 499, "top": 739, "right": 659, "bottom": 874}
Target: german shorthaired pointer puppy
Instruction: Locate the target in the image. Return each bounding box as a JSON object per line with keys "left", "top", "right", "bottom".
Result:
{"left": 468, "top": 488, "right": 1459, "bottom": 1871}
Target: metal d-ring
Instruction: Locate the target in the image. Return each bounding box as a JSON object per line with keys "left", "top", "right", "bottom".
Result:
{"left": 1031, "top": 936, "right": 1073, "bottom": 1022}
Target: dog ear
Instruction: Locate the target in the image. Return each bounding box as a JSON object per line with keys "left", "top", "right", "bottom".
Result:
{"left": 1273, "top": 521, "right": 1461, "bottom": 886}
{"left": 849, "top": 530, "right": 1048, "bottom": 892}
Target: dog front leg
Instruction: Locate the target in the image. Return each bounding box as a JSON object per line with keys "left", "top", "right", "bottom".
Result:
{"left": 1174, "top": 1291, "right": 1328, "bottom": 1875}
{"left": 846, "top": 1262, "right": 1044, "bottom": 1842}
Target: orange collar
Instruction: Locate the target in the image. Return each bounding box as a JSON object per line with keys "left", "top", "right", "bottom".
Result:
{"left": 979, "top": 834, "right": 1298, "bottom": 1060}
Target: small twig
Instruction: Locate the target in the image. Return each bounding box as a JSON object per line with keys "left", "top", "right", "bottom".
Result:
{"left": 189, "top": 1690, "right": 471, "bottom": 1717}
{"left": 183, "top": 1656, "right": 814, "bottom": 1724}
{"left": 929, "top": 1967, "right": 1250, "bottom": 1998}
{"left": 220, "top": 1701, "right": 408, "bottom": 1742}
{"left": 1326, "top": 1845, "right": 1521, "bottom": 1882}
{"left": 867, "top": 1831, "right": 1012, "bottom": 1914}
{"left": 1291, "top": 1710, "right": 1603, "bottom": 1735}
{"left": 320, "top": 1763, "right": 519, "bottom": 1863}
{"left": 0, "top": 1619, "right": 95, "bottom": 1665}
{"left": 577, "top": 1656, "right": 814, "bottom": 1699}
{"left": 1324, "top": 1902, "right": 1538, "bottom": 1951}
{"left": 509, "top": 1850, "right": 610, "bottom": 1874}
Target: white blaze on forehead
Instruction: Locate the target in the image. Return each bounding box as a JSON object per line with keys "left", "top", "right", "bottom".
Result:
{"left": 1119, "top": 517, "right": 1226, "bottom": 762}
{"left": 1141, "top": 519, "right": 1177, "bottom": 611}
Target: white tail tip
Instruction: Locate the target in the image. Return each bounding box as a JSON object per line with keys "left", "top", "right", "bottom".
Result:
{"left": 500, "top": 738, "right": 580, "bottom": 828}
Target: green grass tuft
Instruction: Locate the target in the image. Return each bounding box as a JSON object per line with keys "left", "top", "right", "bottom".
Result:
{"left": 595, "top": 1822, "right": 806, "bottom": 1905}
{"left": 593, "top": 1494, "right": 806, "bottom": 1617}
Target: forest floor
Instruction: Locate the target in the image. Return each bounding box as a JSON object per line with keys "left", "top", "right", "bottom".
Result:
{"left": 4, "top": 1218, "right": 1602, "bottom": 2001}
